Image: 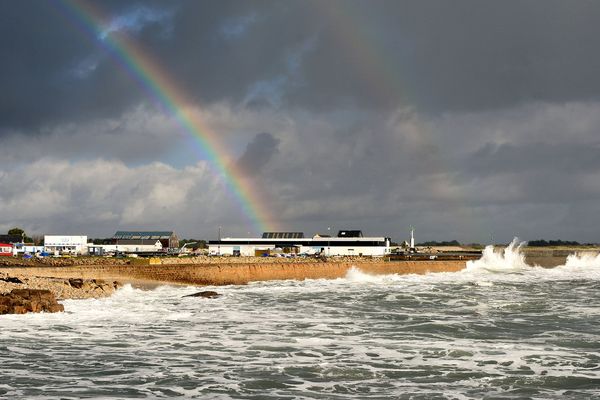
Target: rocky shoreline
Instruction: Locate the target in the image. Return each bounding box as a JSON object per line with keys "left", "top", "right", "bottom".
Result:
{"left": 0, "top": 271, "right": 122, "bottom": 315}
{"left": 0, "top": 272, "right": 121, "bottom": 301}
{"left": 0, "top": 289, "right": 64, "bottom": 315}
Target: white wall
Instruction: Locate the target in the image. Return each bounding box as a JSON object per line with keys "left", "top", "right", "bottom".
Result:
{"left": 208, "top": 245, "right": 275, "bottom": 256}
{"left": 300, "top": 245, "right": 388, "bottom": 257}
{"left": 209, "top": 243, "right": 388, "bottom": 257}
{"left": 44, "top": 235, "right": 88, "bottom": 255}
{"left": 104, "top": 241, "right": 162, "bottom": 254}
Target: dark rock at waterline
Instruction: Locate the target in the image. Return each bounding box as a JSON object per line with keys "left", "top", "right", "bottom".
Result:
{"left": 0, "top": 289, "right": 64, "bottom": 315}
{"left": 184, "top": 290, "right": 221, "bottom": 299}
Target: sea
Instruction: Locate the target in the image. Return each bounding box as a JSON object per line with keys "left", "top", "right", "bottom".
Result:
{"left": 1, "top": 240, "right": 600, "bottom": 399}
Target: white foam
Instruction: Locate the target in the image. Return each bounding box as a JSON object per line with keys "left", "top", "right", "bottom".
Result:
{"left": 344, "top": 266, "right": 391, "bottom": 283}
{"left": 466, "top": 238, "right": 530, "bottom": 273}
{"left": 563, "top": 251, "right": 600, "bottom": 269}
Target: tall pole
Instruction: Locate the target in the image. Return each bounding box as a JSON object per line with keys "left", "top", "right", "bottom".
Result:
{"left": 218, "top": 226, "right": 222, "bottom": 255}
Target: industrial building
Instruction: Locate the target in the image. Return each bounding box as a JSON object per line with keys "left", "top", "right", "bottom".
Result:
{"left": 108, "top": 231, "right": 179, "bottom": 254}
{"left": 208, "top": 230, "right": 391, "bottom": 257}
{"left": 44, "top": 235, "right": 88, "bottom": 255}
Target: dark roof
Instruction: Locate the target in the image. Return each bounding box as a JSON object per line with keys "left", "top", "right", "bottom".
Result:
{"left": 113, "top": 231, "right": 174, "bottom": 240}
{"left": 337, "top": 230, "right": 363, "bottom": 238}
{"left": 262, "top": 232, "right": 305, "bottom": 239}
{"left": 0, "top": 234, "right": 23, "bottom": 243}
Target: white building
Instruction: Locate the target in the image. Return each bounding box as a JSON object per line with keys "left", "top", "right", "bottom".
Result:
{"left": 208, "top": 231, "right": 390, "bottom": 257}
{"left": 13, "top": 244, "right": 45, "bottom": 255}
{"left": 87, "top": 241, "right": 163, "bottom": 256}
{"left": 110, "top": 241, "right": 163, "bottom": 254}
{"left": 44, "top": 235, "right": 88, "bottom": 255}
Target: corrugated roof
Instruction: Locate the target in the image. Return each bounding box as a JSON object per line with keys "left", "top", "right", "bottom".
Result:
{"left": 262, "top": 232, "right": 305, "bottom": 239}
{"left": 113, "top": 231, "right": 174, "bottom": 240}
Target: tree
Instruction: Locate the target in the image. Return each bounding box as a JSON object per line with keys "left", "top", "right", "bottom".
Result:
{"left": 8, "top": 227, "right": 24, "bottom": 237}
{"left": 7, "top": 227, "right": 33, "bottom": 243}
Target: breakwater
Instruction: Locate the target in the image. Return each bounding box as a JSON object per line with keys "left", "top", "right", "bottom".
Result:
{"left": 0, "top": 260, "right": 467, "bottom": 286}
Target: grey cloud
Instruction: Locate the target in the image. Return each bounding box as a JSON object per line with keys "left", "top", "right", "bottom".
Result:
{"left": 236, "top": 132, "right": 280, "bottom": 174}
{"left": 0, "top": 107, "right": 184, "bottom": 166}
{"left": 467, "top": 142, "right": 600, "bottom": 176}
{"left": 0, "top": 158, "right": 252, "bottom": 238}
{"left": 1, "top": 101, "right": 600, "bottom": 242}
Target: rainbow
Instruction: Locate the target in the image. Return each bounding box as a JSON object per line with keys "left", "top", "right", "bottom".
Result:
{"left": 54, "top": 0, "right": 276, "bottom": 234}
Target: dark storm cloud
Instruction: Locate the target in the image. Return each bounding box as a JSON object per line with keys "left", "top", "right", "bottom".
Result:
{"left": 5, "top": 0, "right": 600, "bottom": 135}
{"left": 236, "top": 132, "right": 280, "bottom": 174}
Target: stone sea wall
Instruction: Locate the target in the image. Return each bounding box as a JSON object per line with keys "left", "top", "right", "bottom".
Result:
{"left": 1, "top": 260, "right": 466, "bottom": 287}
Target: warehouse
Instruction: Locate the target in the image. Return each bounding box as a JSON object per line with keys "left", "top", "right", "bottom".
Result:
{"left": 110, "top": 231, "right": 179, "bottom": 254}
{"left": 208, "top": 230, "right": 390, "bottom": 257}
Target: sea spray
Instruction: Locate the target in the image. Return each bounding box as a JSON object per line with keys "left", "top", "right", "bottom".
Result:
{"left": 465, "top": 238, "right": 529, "bottom": 273}
{"left": 563, "top": 251, "right": 600, "bottom": 269}
{"left": 344, "top": 266, "right": 389, "bottom": 283}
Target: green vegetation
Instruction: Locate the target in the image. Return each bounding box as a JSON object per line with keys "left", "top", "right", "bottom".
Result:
{"left": 526, "top": 239, "right": 595, "bottom": 247}
{"left": 7, "top": 227, "right": 33, "bottom": 243}
{"left": 417, "top": 240, "right": 461, "bottom": 246}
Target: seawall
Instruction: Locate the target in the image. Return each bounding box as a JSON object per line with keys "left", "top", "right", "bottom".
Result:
{"left": 0, "top": 260, "right": 466, "bottom": 286}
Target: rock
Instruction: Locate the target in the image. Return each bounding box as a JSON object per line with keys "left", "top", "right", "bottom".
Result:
{"left": 0, "top": 289, "right": 64, "bottom": 315}
{"left": 184, "top": 290, "right": 221, "bottom": 299}
{"left": 0, "top": 276, "right": 23, "bottom": 284}
{"left": 68, "top": 278, "right": 84, "bottom": 289}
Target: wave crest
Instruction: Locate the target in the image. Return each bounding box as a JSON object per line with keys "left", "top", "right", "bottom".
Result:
{"left": 465, "top": 238, "right": 529, "bottom": 273}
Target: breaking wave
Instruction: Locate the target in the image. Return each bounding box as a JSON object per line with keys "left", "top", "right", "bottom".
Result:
{"left": 341, "top": 238, "right": 600, "bottom": 285}
{"left": 465, "top": 238, "right": 529, "bottom": 273}
{"left": 463, "top": 238, "right": 600, "bottom": 281}
{"left": 564, "top": 251, "right": 600, "bottom": 269}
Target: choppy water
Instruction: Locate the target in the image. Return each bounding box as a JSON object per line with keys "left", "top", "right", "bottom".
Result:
{"left": 2, "top": 241, "right": 600, "bottom": 399}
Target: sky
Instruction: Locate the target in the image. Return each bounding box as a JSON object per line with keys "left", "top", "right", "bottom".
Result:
{"left": 1, "top": 0, "right": 600, "bottom": 243}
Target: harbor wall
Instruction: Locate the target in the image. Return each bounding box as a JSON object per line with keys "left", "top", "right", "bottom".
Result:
{"left": 0, "top": 260, "right": 467, "bottom": 286}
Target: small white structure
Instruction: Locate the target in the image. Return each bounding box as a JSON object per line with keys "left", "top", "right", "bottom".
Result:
{"left": 113, "top": 240, "right": 163, "bottom": 254}
{"left": 12, "top": 244, "right": 45, "bottom": 255}
{"left": 44, "top": 235, "right": 88, "bottom": 256}
{"left": 87, "top": 241, "right": 163, "bottom": 256}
